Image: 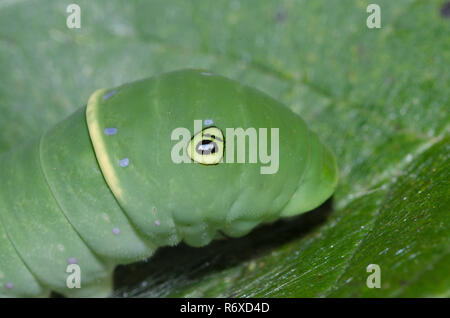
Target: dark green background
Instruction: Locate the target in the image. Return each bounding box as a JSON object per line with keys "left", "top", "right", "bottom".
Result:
{"left": 0, "top": 0, "right": 448, "bottom": 297}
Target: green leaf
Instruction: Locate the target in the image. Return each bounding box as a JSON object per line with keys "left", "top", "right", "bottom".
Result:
{"left": 0, "top": 0, "right": 448, "bottom": 297}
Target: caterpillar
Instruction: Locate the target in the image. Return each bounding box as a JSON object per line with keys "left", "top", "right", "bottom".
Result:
{"left": 0, "top": 69, "right": 338, "bottom": 297}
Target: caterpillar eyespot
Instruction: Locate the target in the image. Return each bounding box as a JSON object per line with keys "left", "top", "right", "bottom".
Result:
{"left": 187, "top": 127, "right": 225, "bottom": 165}
{"left": 0, "top": 69, "right": 338, "bottom": 297}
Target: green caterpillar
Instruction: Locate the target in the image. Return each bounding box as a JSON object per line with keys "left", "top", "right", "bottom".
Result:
{"left": 0, "top": 69, "right": 338, "bottom": 297}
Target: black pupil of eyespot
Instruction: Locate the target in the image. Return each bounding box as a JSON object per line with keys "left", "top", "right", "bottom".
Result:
{"left": 196, "top": 140, "right": 217, "bottom": 155}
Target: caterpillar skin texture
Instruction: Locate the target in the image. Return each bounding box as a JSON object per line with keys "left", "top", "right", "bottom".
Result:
{"left": 0, "top": 69, "right": 338, "bottom": 297}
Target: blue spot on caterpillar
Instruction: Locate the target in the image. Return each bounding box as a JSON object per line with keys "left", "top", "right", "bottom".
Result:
{"left": 119, "top": 158, "right": 130, "bottom": 167}
{"left": 103, "top": 90, "right": 117, "bottom": 100}
{"left": 104, "top": 127, "right": 118, "bottom": 136}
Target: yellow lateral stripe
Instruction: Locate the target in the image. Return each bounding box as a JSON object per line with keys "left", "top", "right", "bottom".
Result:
{"left": 86, "top": 89, "right": 124, "bottom": 201}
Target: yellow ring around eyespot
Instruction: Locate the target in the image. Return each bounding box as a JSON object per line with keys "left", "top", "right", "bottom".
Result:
{"left": 187, "top": 127, "right": 224, "bottom": 165}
